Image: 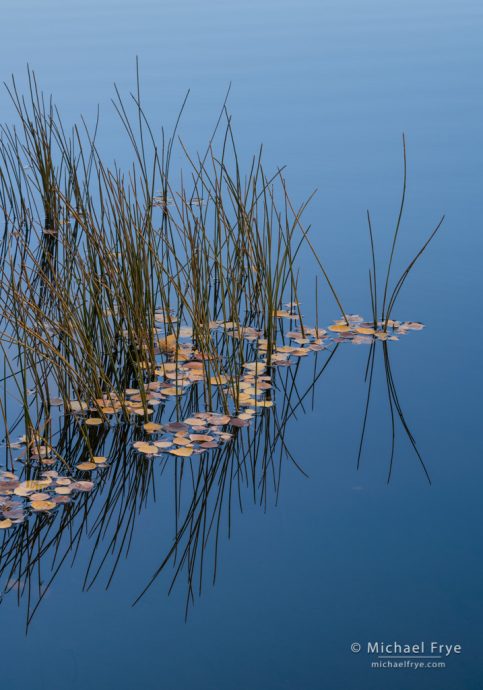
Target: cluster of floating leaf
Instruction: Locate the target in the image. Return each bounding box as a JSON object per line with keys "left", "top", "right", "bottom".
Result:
{"left": 0, "top": 309, "right": 424, "bottom": 530}
{"left": 324, "top": 314, "right": 424, "bottom": 344}
{"left": 131, "top": 363, "right": 268, "bottom": 460}
{"left": 0, "top": 470, "right": 94, "bottom": 529}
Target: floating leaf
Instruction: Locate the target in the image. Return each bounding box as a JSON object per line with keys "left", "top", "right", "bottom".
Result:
{"left": 328, "top": 324, "right": 351, "bottom": 333}
{"left": 69, "top": 400, "right": 89, "bottom": 413}
{"left": 29, "top": 492, "right": 50, "bottom": 501}
{"left": 17, "top": 479, "right": 51, "bottom": 492}
{"left": 210, "top": 375, "right": 228, "bottom": 385}
{"left": 144, "top": 422, "right": 162, "bottom": 433}
{"left": 140, "top": 444, "right": 159, "bottom": 455}
{"left": 352, "top": 336, "right": 372, "bottom": 345}
{"left": 76, "top": 462, "right": 97, "bottom": 471}
{"left": 173, "top": 437, "right": 192, "bottom": 447}
{"left": 71, "top": 481, "right": 94, "bottom": 492}
{"left": 244, "top": 362, "right": 266, "bottom": 374}
{"left": 165, "top": 422, "right": 189, "bottom": 433}
{"left": 31, "top": 500, "right": 56, "bottom": 511}
{"left": 207, "top": 415, "right": 230, "bottom": 425}
{"left": 404, "top": 322, "right": 425, "bottom": 331}
{"left": 229, "top": 418, "right": 249, "bottom": 427}
{"left": 85, "top": 417, "right": 104, "bottom": 426}
{"left": 169, "top": 447, "right": 193, "bottom": 457}
{"left": 183, "top": 417, "right": 206, "bottom": 426}
{"left": 158, "top": 334, "right": 177, "bottom": 353}
{"left": 162, "top": 387, "right": 184, "bottom": 396}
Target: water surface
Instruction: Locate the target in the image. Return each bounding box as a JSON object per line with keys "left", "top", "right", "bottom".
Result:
{"left": 0, "top": 1, "right": 482, "bottom": 689}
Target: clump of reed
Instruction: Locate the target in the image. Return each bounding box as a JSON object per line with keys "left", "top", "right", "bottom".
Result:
{"left": 366, "top": 134, "right": 445, "bottom": 331}
{"left": 0, "top": 69, "right": 343, "bottom": 445}
{"left": 0, "top": 70, "right": 444, "bottom": 460}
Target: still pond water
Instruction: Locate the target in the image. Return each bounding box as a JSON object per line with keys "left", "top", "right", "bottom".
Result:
{"left": 0, "top": 1, "right": 482, "bottom": 688}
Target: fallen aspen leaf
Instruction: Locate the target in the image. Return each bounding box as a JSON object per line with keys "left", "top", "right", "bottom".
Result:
{"left": 31, "top": 500, "right": 56, "bottom": 511}
{"left": 328, "top": 324, "right": 351, "bottom": 333}
{"left": 71, "top": 481, "right": 94, "bottom": 492}
{"left": 158, "top": 334, "right": 177, "bottom": 353}
{"left": 76, "top": 462, "right": 97, "bottom": 471}
{"left": 169, "top": 447, "right": 193, "bottom": 457}
{"left": 144, "top": 422, "right": 162, "bottom": 433}
{"left": 85, "top": 418, "right": 104, "bottom": 426}
{"left": 29, "top": 492, "right": 50, "bottom": 501}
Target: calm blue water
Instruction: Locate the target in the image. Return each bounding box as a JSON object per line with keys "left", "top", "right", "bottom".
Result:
{"left": 1, "top": 1, "right": 483, "bottom": 688}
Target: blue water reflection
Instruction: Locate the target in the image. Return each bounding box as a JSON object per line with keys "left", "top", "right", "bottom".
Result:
{"left": 0, "top": 1, "right": 482, "bottom": 688}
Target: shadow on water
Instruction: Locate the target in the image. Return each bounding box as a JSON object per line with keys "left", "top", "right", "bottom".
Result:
{"left": 0, "top": 339, "right": 430, "bottom": 630}
{"left": 0, "top": 348, "right": 332, "bottom": 627}
{"left": 356, "top": 340, "right": 430, "bottom": 484}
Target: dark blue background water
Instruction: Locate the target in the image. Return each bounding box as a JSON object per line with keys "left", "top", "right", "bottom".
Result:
{"left": 1, "top": 1, "right": 482, "bottom": 688}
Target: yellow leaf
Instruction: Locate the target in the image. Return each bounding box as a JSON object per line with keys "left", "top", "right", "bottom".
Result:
{"left": 189, "top": 434, "right": 214, "bottom": 442}
{"left": 169, "top": 447, "right": 193, "bottom": 457}
{"left": 144, "top": 422, "right": 163, "bottom": 433}
{"left": 210, "top": 375, "right": 227, "bottom": 385}
{"left": 55, "top": 486, "right": 73, "bottom": 495}
{"left": 85, "top": 417, "right": 104, "bottom": 426}
{"left": 162, "top": 387, "right": 184, "bottom": 396}
{"left": 158, "top": 334, "right": 177, "bottom": 353}
{"left": 328, "top": 324, "right": 351, "bottom": 333}
{"left": 31, "top": 500, "right": 56, "bottom": 511}
{"left": 17, "top": 479, "right": 51, "bottom": 492}
{"left": 77, "top": 462, "right": 97, "bottom": 471}
{"left": 173, "top": 437, "right": 192, "bottom": 447}
{"left": 138, "top": 444, "right": 159, "bottom": 455}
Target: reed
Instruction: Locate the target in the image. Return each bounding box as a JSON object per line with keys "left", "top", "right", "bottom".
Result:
{"left": 0, "top": 350, "right": 333, "bottom": 626}
{"left": 0, "top": 69, "right": 347, "bottom": 442}
{"left": 366, "top": 134, "right": 445, "bottom": 331}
